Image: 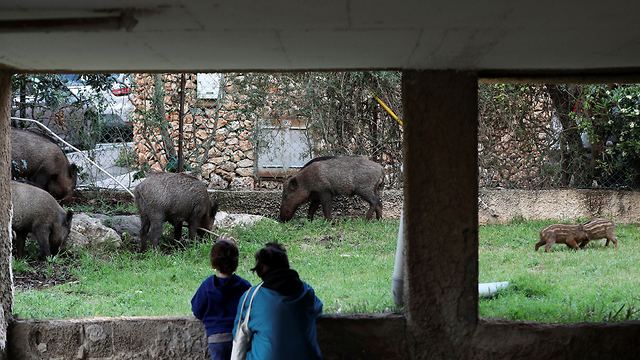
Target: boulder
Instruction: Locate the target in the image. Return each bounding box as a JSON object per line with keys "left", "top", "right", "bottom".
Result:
{"left": 67, "top": 213, "right": 122, "bottom": 251}
{"left": 90, "top": 214, "right": 141, "bottom": 239}
{"left": 214, "top": 211, "right": 272, "bottom": 229}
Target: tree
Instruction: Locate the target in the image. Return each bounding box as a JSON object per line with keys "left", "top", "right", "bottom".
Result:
{"left": 10, "top": 73, "right": 115, "bottom": 149}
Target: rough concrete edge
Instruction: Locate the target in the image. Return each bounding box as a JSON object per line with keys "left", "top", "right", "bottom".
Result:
{"left": 8, "top": 313, "right": 407, "bottom": 359}
{"left": 472, "top": 319, "right": 640, "bottom": 358}
{"left": 11, "top": 312, "right": 404, "bottom": 325}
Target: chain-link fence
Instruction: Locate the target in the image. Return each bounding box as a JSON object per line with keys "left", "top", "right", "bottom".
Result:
{"left": 11, "top": 73, "right": 139, "bottom": 191}
{"left": 479, "top": 83, "right": 640, "bottom": 190}
{"left": 129, "top": 72, "right": 404, "bottom": 190}
{"left": 12, "top": 74, "right": 640, "bottom": 192}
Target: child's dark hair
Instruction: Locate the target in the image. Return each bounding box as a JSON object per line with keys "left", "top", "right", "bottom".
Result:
{"left": 210, "top": 236, "right": 239, "bottom": 275}
{"left": 251, "top": 242, "right": 289, "bottom": 276}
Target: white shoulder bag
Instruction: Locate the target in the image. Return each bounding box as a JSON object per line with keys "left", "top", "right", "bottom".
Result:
{"left": 230, "top": 282, "right": 263, "bottom": 360}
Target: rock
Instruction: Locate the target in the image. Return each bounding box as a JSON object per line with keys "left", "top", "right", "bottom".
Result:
{"left": 226, "top": 137, "right": 239, "bottom": 145}
{"left": 67, "top": 213, "right": 122, "bottom": 251}
{"left": 239, "top": 140, "right": 252, "bottom": 151}
{"left": 237, "top": 159, "right": 253, "bottom": 168}
{"left": 235, "top": 167, "right": 253, "bottom": 177}
{"left": 214, "top": 211, "right": 272, "bottom": 229}
{"left": 211, "top": 156, "right": 225, "bottom": 165}
{"left": 208, "top": 173, "right": 228, "bottom": 189}
{"left": 91, "top": 214, "right": 141, "bottom": 239}
{"left": 230, "top": 176, "right": 254, "bottom": 189}
{"left": 221, "top": 161, "right": 236, "bottom": 172}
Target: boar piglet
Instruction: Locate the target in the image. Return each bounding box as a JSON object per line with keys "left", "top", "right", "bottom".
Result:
{"left": 11, "top": 181, "right": 74, "bottom": 259}
{"left": 279, "top": 156, "right": 384, "bottom": 222}
{"left": 134, "top": 172, "right": 218, "bottom": 251}
{"left": 535, "top": 218, "right": 618, "bottom": 252}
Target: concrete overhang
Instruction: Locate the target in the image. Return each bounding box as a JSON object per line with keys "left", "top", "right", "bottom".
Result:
{"left": 0, "top": 1, "right": 638, "bottom": 74}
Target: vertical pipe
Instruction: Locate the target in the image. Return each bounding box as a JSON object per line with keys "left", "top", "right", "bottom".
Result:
{"left": 391, "top": 210, "right": 404, "bottom": 307}
{"left": 177, "top": 73, "right": 186, "bottom": 173}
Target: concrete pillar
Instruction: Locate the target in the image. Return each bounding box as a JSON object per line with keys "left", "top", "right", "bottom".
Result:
{"left": 402, "top": 71, "right": 478, "bottom": 359}
{"left": 0, "top": 73, "right": 12, "bottom": 360}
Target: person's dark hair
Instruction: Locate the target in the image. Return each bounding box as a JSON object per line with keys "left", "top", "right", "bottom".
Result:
{"left": 210, "top": 236, "right": 239, "bottom": 275}
{"left": 251, "top": 242, "right": 289, "bottom": 277}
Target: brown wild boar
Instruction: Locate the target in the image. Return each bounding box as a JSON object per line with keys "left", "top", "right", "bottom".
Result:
{"left": 279, "top": 156, "right": 384, "bottom": 222}
{"left": 581, "top": 218, "right": 618, "bottom": 249}
{"left": 535, "top": 218, "right": 618, "bottom": 252}
{"left": 134, "top": 172, "right": 218, "bottom": 251}
{"left": 11, "top": 128, "right": 78, "bottom": 201}
{"left": 11, "top": 181, "right": 74, "bottom": 259}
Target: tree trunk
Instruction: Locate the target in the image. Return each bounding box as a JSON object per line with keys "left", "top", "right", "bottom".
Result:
{"left": 547, "top": 85, "right": 588, "bottom": 186}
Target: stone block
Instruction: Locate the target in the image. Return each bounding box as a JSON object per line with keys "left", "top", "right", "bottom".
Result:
{"left": 235, "top": 167, "right": 254, "bottom": 177}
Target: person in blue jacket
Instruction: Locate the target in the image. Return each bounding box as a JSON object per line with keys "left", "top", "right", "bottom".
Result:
{"left": 233, "top": 242, "right": 323, "bottom": 360}
{"left": 192, "top": 236, "right": 251, "bottom": 360}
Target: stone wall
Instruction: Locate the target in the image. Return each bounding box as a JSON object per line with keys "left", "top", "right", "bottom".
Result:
{"left": 69, "top": 188, "right": 640, "bottom": 224}
{"left": 8, "top": 315, "right": 407, "bottom": 360}
{"left": 131, "top": 74, "right": 255, "bottom": 190}
{"left": 478, "top": 86, "right": 557, "bottom": 189}
{"left": 213, "top": 188, "right": 640, "bottom": 224}
{"left": 8, "top": 317, "right": 640, "bottom": 359}
{"left": 214, "top": 189, "right": 404, "bottom": 220}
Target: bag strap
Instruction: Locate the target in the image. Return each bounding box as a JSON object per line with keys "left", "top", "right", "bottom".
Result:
{"left": 241, "top": 282, "right": 263, "bottom": 326}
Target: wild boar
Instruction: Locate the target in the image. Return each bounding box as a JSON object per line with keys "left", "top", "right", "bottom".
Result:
{"left": 11, "top": 128, "right": 78, "bottom": 201}
{"left": 535, "top": 218, "right": 618, "bottom": 252}
{"left": 134, "top": 172, "right": 218, "bottom": 251}
{"left": 581, "top": 218, "right": 618, "bottom": 249}
{"left": 11, "top": 181, "right": 74, "bottom": 259}
{"left": 279, "top": 156, "right": 384, "bottom": 222}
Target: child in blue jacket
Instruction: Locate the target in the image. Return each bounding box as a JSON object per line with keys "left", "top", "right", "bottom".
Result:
{"left": 192, "top": 236, "right": 251, "bottom": 360}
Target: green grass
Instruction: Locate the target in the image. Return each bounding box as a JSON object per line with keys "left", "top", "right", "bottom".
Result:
{"left": 479, "top": 220, "right": 640, "bottom": 323}
{"left": 13, "top": 219, "right": 399, "bottom": 319}
{"left": 13, "top": 218, "right": 640, "bottom": 323}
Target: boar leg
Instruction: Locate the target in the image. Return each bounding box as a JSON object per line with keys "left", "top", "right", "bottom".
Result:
{"left": 604, "top": 228, "right": 619, "bottom": 249}
{"left": 375, "top": 200, "right": 383, "bottom": 220}
{"left": 147, "top": 220, "right": 164, "bottom": 249}
{"left": 565, "top": 237, "right": 580, "bottom": 250}
{"left": 14, "top": 231, "right": 27, "bottom": 258}
{"left": 356, "top": 190, "right": 381, "bottom": 220}
{"left": 579, "top": 240, "right": 590, "bottom": 249}
{"left": 172, "top": 221, "right": 183, "bottom": 241}
{"left": 33, "top": 226, "right": 52, "bottom": 259}
{"left": 308, "top": 198, "right": 321, "bottom": 221}
{"left": 139, "top": 215, "right": 151, "bottom": 252}
{"left": 319, "top": 193, "right": 333, "bottom": 220}
{"left": 188, "top": 221, "right": 200, "bottom": 240}
{"left": 544, "top": 234, "right": 556, "bottom": 252}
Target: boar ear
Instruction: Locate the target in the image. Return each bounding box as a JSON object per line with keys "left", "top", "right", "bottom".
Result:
{"left": 65, "top": 210, "right": 74, "bottom": 224}
{"left": 288, "top": 178, "right": 298, "bottom": 191}
{"left": 69, "top": 164, "right": 78, "bottom": 178}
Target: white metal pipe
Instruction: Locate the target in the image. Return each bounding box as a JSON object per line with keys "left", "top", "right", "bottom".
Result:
{"left": 478, "top": 281, "right": 509, "bottom": 298}
{"left": 11, "top": 117, "right": 135, "bottom": 198}
{"left": 392, "top": 210, "right": 508, "bottom": 304}
{"left": 391, "top": 211, "right": 404, "bottom": 307}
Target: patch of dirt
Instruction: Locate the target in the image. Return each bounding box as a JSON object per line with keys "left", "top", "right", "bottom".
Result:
{"left": 13, "top": 261, "right": 77, "bottom": 291}
{"left": 314, "top": 233, "right": 345, "bottom": 248}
